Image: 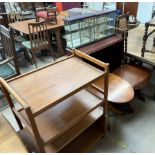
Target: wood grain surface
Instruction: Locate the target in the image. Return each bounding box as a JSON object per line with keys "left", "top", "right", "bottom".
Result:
{"left": 0, "top": 113, "right": 27, "bottom": 153}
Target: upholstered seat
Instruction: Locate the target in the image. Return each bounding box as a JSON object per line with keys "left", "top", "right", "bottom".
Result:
{"left": 36, "top": 7, "right": 57, "bottom": 24}
{"left": 0, "top": 63, "right": 15, "bottom": 79}
{"left": 36, "top": 11, "right": 55, "bottom": 19}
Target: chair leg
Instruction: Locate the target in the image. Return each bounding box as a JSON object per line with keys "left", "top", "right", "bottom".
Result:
{"left": 109, "top": 103, "right": 125, "bottom": 115}
{"left": 49, "top": 47, "right": 56, "bottom": 61}
{"left": 153, "top": 94, "right": 155, "bottom": 101}
{"left": 109, "top": 102, "right": 134, "bottom": 114}
{"left": 135, "top": 89, "right": 145, "bottom": 101}
{"left": 123, "top": 103, "right": 134, "bottom": 113}
{"left": 30, "top": 51, "right": 37, "bottom": 68}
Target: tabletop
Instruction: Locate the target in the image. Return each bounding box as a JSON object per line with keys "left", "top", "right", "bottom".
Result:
{"left": 8, "top": 57, "right": 105, "bottom": 115}
{"left": 9, "top": 15, "right": 64, "bottom": 34}
{"left": 0, "top": 113, "right": 27, "bottom": 153}
{"left": 92, "top": 73, "right": 134, "bottom": 103}
{"left": 128, "top": 24, "right": 155, "bottom": 66}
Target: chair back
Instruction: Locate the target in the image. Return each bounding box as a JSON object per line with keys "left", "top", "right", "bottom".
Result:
{"left": 7, "top": 12, "right": 23, "bottom": 23}
{"left": 28, "top": 21, "right": 51, "bottom": 51}
{"left": 0, "top": 13, "right": 9, "bottom": 27}
{"left": 46, "top": 7, "right": 57, "bottom": 24}
{"left": 0, "top": 25, "right": 20, "bottom": 76}
{"left": 141, "top": 22, "right": 155, "bottom": 57}
{"left": 116, "top": 14, "right": 129, "bottom": 30}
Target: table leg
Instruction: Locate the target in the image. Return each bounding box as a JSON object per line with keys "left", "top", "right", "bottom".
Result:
{"left": 54, "top": 28, "right": 65, "bottom": 57}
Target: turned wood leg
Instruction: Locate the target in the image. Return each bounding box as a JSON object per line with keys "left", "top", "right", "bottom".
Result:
{"left": 54, "top": 28, "right": 64, "bottom": 56}
{"left": 153, "top": 94, "right": 155, "bottom": 101}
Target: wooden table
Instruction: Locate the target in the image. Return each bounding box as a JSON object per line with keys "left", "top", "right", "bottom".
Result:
{"left": 92, "top": 73, "right": 134, "bottom": 104}
{"left": 1, "top": 50, "right": 109, "bottom": 152}
{"left": 9, "top": 15, "right": 65, "bottom": 56}
{"left": 0, "top": 113, "right": 27, "bottom": 153}
{"left": 128, "top": 24, "right": 155, "bottom": 66}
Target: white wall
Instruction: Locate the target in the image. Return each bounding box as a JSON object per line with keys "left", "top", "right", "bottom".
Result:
{"left": 86, "top": 2, "right": 116, "bottom": 11}
{"left": 137, "top": 2, "right": 154, "bottom": 23}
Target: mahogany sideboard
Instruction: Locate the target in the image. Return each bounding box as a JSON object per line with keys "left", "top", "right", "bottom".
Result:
{"left": 77, "top": 35, "right": 124, "bottom": 72}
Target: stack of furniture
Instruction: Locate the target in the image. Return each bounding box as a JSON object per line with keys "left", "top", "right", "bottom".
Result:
{"left": 0, "top": 49, "right": 109, "bottom": 153}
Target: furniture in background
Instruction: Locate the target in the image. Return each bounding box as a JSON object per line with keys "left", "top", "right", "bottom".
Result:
{"left": 67, "top": 29, "right": 134, "bottom": 114}
{"left": 141, "top": 21, "right": 155, "bottom": 57}
{"left": 113, "top": 29, "right": 151, "bottom": 101}
{"left": 0, "top": 113, "right": 28, "bottom": 153}
{"left": 7, "top": 11, "right": 23, "bottom": 23}
{"left": 36, "top": 7, "right": 57, "bottom": 24}
{"left": 114, "top": 16, "right": 151, "bottom": 99}
{"left": 7, "top": 11, "right": 28, "bottom": 43}
{"left": 22, "top": 21, "right": 55, "bottom": 68}
{"left": 0, "top": 13, "right": 9, "bottom": 27}
{"left": 128, "top": 24, "right": 155, "bottom": 66}
{"left": 64, "top": 9, "right": 116, "bottom": 49}
{"left": 116, "top": 2, "right": 138, "bottom": 17}
{"left": 91, "top": 73, "right": 134, "bottom": 114}
{"left": 56, "top": 2, "right": 81, "bottom": 12}
{"left": 116, "top": 13, "right": 140, "bottom": 30}
{"left": 0, "top": 49, "right": 109, "bottom": 153}
{"left": 77, "top": 33, "right": 124, "bottom": 72}
{"left": 0, "top": 25, "right": 20, "bottom": 79}
{"left": 9, "top": 16, "right": 65, "bottom": 57}
{"left": 116, "top": 14, "right": 129, "bottom": 30}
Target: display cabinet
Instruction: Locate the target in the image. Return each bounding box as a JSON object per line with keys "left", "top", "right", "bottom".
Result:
{"left": 64, "top": 9, "right": 116, "bottom": 48}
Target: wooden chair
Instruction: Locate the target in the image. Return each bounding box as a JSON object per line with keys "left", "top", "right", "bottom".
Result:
{"left": 0, "top": 24, "right": 20, "bottom": 79}
{"left": 7, "top": 11, "right": 23, "bottom": 23}
{"left": 113, "top": 28, "right": 151, "bottom": 100}
{"left": 22, "top": 21, "right": 55, "bottom": 68}
{"left": 0, "top": 13, "right": 9, "bottom": 27}
{"left": 141, "top": 22, "right": 155, "bottom": 57}
{"left": 7, "top": 12, "right": 28, "bottom": 43}
{"left": 36, "top": 7, "right": 57, "bottom": 24}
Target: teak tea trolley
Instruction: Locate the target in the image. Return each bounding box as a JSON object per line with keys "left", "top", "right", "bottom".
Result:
{"left": 0, "top": 49, "right": 109, "bottom": 153}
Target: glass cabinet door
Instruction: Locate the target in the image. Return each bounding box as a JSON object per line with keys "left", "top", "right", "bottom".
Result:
{"left": 64, "top": 10, "right": 116, "bottom": 48}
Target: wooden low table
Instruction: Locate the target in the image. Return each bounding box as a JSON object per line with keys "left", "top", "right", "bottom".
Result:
{"left": 9, "top": 15, "right": 65, "bottom": 56}
{"left": 0, "top": 113, "right": 27, "bottom": 153}
{"left": 92, "top": 73, "right": 134, "bottom": 104}
{"left": 89, "top": 73, "right": 134, "bottom": 114}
